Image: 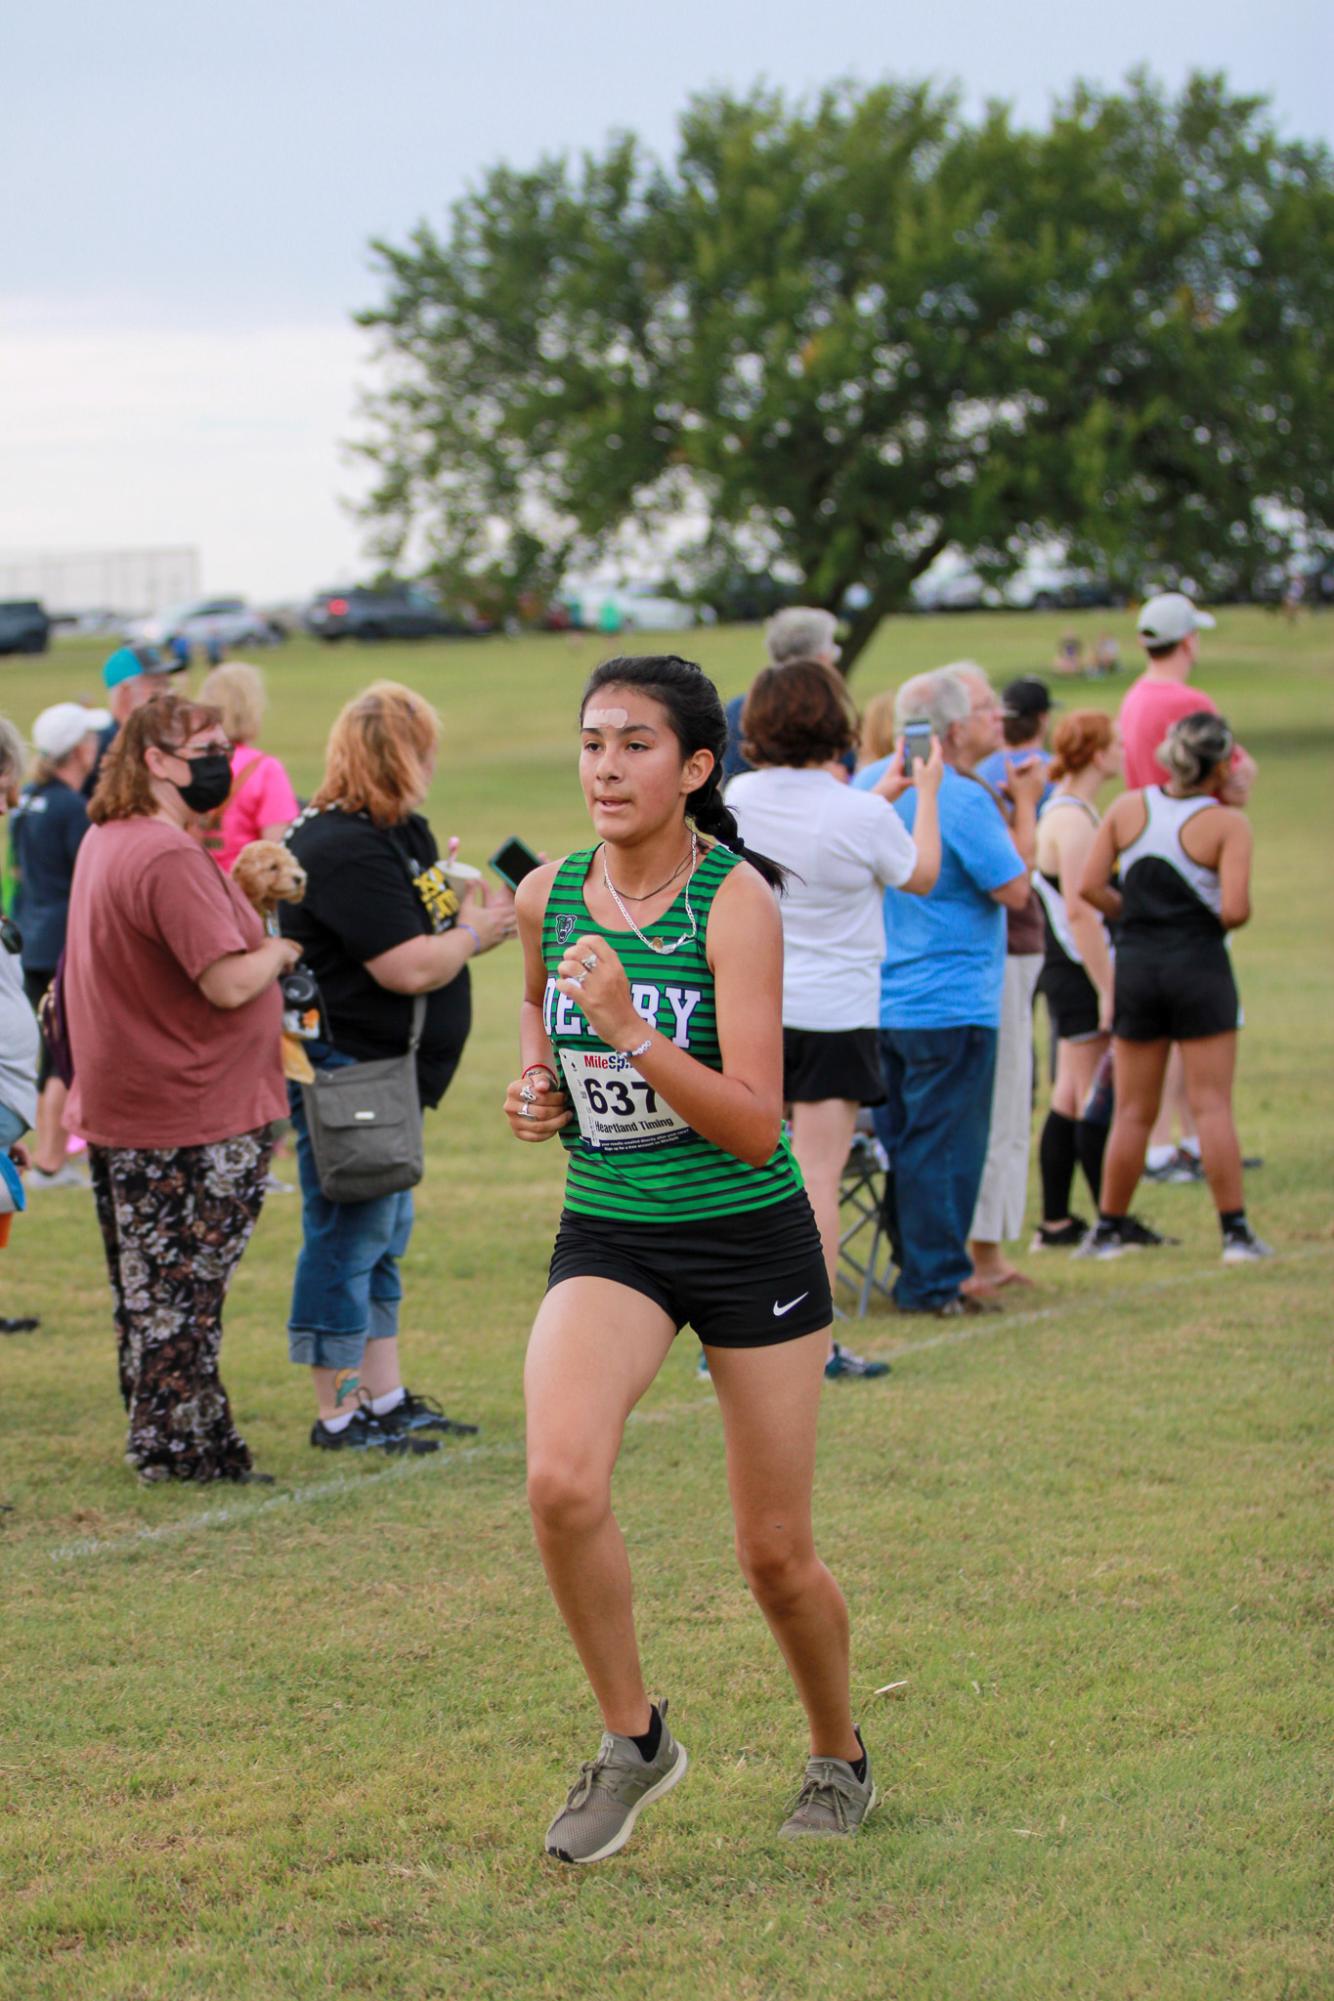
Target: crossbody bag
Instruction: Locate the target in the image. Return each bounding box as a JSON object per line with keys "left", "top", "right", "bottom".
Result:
{"left": 299, "top": 993, "right": 427, "bottom": 1204}
{"left": 298, "top": 829, "right": 444, "bottom": 1204}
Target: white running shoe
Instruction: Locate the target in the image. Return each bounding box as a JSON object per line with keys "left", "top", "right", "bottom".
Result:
{"left": 1222, "top": 1228, "right": 1275, "bottom": 1264}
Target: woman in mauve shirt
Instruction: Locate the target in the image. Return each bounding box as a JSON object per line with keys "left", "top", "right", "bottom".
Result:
{"left": 64, "top": 694, "right": 300, "bottom": 1485}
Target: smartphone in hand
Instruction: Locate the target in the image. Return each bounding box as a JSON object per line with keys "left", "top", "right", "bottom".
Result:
{"left": 902, "top": 720, "right": 932, "bottom": 774}
{"left": 489, "top": 836, "right": 543, "bottom": 892}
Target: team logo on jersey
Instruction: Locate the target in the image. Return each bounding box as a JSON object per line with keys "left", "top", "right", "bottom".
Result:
{"left": 556, "top": 915, "right": 575, "bottom": 945}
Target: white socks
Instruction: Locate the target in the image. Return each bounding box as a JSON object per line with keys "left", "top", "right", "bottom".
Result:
{"left": 320, "top": 1387, "right": 404, "bottom": 1430}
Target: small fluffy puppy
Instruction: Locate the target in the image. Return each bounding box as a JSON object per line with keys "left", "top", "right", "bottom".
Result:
{"left": 232, "top": 840, "right": 308, "bottom": 919}
{"left": 231, "top": 841, "right": 315, "bottom": 1084}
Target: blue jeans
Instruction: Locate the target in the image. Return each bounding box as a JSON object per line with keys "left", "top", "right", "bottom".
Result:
{"left": 878, "top": 1026, "right": 998, "bottom": 1310}
{"left": 286, "top": 1051, "right": 414, "bottom": 1371}
{"left": 0, "top": 1104, "right": 27, "bottom": 1147}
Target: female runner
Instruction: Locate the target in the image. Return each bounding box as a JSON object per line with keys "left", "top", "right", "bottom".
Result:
{"left": 1030, "top": 710, "right": 1122, "bottom": 1249}
{"left": 1077, "top": 710, "right": 1271, "bottom": 1263}
{"left": 504, "top": 655, "right": 874, "bottom": 1863}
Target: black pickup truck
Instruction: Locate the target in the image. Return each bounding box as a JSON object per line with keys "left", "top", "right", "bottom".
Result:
{"left": 304, "top": 585, "right": 489, "bottom": 643}
{"left": 0, "top": 601, "right": 51, "bottom": 655}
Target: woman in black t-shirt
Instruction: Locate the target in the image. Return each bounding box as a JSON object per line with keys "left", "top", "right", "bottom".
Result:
{"left": 281, "top": 681, "right": 517, "bottom": 1451}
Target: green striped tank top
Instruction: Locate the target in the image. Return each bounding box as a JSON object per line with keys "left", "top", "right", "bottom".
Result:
{"left": 541, "top": 842, "right": 803, "bottom": 1222}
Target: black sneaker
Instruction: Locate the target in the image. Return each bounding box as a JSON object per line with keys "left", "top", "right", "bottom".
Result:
{"left": 1144, "top": 1148, "right": 1204, "bottom": 1185}
{"left": 1074, "top": 1215, "right": 1177, "bottom": 1259}
{"left": 1119, "top": 1215, "right": 1179, "bottom": 1248}
{"left": 309, "top": 1409, "right": 436, "bottom": 1454}
{"left": 1030, "top": 1216, "right": 1089, "bottom": 1251}
{"left": 374, "top": 1389, "right": 479, "bottom": 1437}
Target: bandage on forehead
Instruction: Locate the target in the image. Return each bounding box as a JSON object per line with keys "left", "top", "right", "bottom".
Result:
{"left": 582, "top": 706, "right": 630, "bottom": 730}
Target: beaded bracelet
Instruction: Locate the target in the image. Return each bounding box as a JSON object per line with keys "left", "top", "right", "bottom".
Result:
{"left": 620, "top": 1036, "right": 654, "bottom": 1060}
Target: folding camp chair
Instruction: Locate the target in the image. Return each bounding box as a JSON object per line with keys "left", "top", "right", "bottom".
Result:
{"left": 836, "top": 1124, "right": 895, "bottom": 1317}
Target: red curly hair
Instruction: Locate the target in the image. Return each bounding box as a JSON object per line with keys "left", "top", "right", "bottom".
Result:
{"left": 1048, "top": 709, "right": 1116, "bottom": 781}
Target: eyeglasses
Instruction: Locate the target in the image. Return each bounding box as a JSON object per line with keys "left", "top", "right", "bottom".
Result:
{"left": 0, "top": 915, "right": 21, "bottom": 956}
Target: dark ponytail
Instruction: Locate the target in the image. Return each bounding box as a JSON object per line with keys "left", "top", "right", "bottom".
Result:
{"left": 580, "top": 655, "right": 787, "bottom": 891}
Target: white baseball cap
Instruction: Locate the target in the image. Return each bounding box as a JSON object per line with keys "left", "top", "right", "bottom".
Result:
{"left": 1136, "top": 592, "right": 1217, "bottom": 645}
{"left": 31, "top": 702, "right": 101, "bottom": 761}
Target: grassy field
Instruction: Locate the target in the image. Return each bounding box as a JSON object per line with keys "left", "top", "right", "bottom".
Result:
{"left": 1, "top": 609, "right": 1331, "bottom": 1999}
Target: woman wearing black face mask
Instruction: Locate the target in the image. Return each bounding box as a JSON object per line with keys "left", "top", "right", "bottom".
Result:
{"left": 62, "top": 694, "right": 303, "bottom": 1484}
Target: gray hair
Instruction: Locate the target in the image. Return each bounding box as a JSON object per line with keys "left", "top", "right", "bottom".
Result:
{"left": 0, "top": 715, "right": 25, "bottom": 797}
{"left": 893, "top": 668, "right": 972, "bottom": 738}
{"left": 764, "top": 605, "right": 840, "bottom": 665}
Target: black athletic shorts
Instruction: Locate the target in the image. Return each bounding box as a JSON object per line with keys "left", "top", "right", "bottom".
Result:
{"left": 1114, "top": 942, "right": 1240, "bottom": 1043}
{"left": 783, "top": 1026, "right": 885, "bottom": 1105}
{"left": 1039, "top": 956, "right": 1101, "bottom": 1042}
{"left": 546, "top": 1191, "right": 833, "bottom": 1348}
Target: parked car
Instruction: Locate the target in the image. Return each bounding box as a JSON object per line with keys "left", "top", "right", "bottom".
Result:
{"left": 910, "top": 566, "right": 991, "bottom": 613}
{"left": 619, "top": 589, "right": 697, "bottom": 632}
{"left": 1002, "top": 565, "right": 1114, "bottom": 611}
{"left": 304, "top": 585, "right": 474, "bottom": 642}
{"left": 565, "top": 588, "right": 696, "bottom": 633}
{"left": 127, "top": 597, "right": 280, "bottom": 650}
{"left": 0, "top": 601, "right": 51, "bottom": 655}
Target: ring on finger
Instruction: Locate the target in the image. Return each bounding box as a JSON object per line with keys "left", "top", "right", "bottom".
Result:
{"left": 580, "top": 952, "right": 599, "bottom": 971}
{"left": 520, "top": 1102, "right": 532, "bottom": 1118}
{"left": 568, "top": 973, "right": 585, "bottom": 989}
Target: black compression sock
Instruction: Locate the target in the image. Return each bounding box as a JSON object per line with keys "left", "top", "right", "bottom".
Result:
{"left": 848, "top": 1728, "right": 868, "bottom": 1784}
{"left": 1039, "top": 1110, "right": 1078, "bottom": 1223}
{"left": 1076, "top": 1115, "right": 1109, "bottom": 1210}
{"left": 631, "top": 1706, "right": 663, "bottom": 1763}
{"left": 1219, "top": 1208, "right": 1246, "bottom": 1236}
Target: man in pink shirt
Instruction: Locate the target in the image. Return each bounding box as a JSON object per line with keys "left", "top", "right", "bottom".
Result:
{"left": 1120, "top": 593, "right": 1256, "bottom": 799}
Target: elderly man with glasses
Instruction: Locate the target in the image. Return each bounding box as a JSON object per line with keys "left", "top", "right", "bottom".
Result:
{"left": 853, "top": 664, "right": 1037, "bottom": 1318}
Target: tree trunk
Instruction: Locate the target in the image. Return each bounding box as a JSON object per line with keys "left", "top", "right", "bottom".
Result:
{"left": 835, "top": 531, "right": 952, "bottom": 680}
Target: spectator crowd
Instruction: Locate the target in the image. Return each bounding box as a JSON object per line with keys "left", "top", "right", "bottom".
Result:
{"left": 0, "top": 593, "right": 1269, "bottom": 1477}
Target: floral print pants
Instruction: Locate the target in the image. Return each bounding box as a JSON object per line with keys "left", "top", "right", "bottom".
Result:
{"left": 89, "top": 1130, "right": 272, "bottom": 1483}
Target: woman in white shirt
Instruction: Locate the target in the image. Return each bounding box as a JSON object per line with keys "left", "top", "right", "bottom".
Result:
{"left": 728, "top": 662, "right": 942, "bottom": 1363}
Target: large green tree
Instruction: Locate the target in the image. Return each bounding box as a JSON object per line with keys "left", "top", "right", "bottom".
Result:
{"left": 357, "top": 73, "right": 1334, "bottom": 671}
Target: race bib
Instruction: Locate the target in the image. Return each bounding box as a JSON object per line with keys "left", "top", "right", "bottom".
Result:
{"left": 561, "top": 1048, "right": 692, "bottom": 1154}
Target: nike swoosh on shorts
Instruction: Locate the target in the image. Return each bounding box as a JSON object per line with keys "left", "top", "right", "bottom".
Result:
{"left": 772, "top": 1293, "right": 809, "bottom": 1317}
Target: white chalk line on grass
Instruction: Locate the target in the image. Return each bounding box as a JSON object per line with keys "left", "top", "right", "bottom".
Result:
{"left": 41, "top": 1245, "right": 1330, "bottom": 1566}
{"left": 45, "top": 1441, "right": 525, "bottom": 1563}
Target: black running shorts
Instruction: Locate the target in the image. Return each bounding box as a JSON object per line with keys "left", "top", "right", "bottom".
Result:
{"left": 1039, "top": 956, "right": 1102, "bottom": 1042}
{"left": 546, "top": 1191, "right": 833, "bottom": 1348}
{"left": 782, "top": 1026, "right": 885, "bottom": 1105}
{"left": 1113, "top": 942, "right": 1240, "bottom": 1043}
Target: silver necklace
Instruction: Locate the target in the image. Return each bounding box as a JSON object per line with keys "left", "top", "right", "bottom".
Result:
{"left": 601, "top": 830, "right": 699, "bottom": 954}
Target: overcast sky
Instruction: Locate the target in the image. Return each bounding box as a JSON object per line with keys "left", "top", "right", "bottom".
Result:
{"left": 2, "top": 0, "right": 1329, "bottom": 604}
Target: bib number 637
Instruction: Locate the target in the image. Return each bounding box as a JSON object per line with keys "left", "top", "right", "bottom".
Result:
{"left": 582, "top": 1075, "right": 657, "bottom": 1117}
